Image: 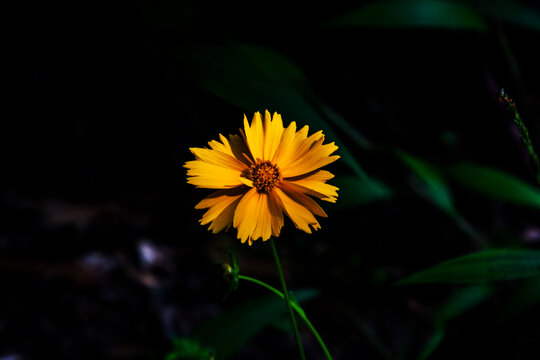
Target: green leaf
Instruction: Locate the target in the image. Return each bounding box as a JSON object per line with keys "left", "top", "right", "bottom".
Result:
{"left": 332, "top": 175, "right": 392, "bottom": 209}
{"left": 398, "top": 249, "right": 540, "bottom": 284}
{"left": 417, "top": 328, "right": 445, "bottom": 360}
{"left": 396, "top": 150, "right": 455, "bottom": 215}
{"left": 395, "top": 151, "right": 486, "bottom": 244}
{"left": 194, "top": 289, "right": 318, "bottom": 359}
{"left": 433, "top": 285, "right": 493, "bottom": 325}
{"left": 447, "top": 163, "right": 540, "bottom": 208}
{"left": 167, "top": 337, "right": 214, "bottom": 360}
{"left": 502, "top": 276, "right": 540, "bottom": 319}
{"left": 476, "top": 0, "right": 540, "bottom": 32}
{"left": 179, "top": 42, "right": 367, "bottom": 180}
{"left": 418, "top": 285, "right": 492, "bottom": 360}
{"left": 324, "top": 0, "right": 488, "bottom": 30}
{"left": 318, "top": 104, "right": 373, "bottom": 150}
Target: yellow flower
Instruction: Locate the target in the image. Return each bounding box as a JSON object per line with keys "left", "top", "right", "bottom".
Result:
{"left": 185, "top": 110, "right": 339, "bottom": 245}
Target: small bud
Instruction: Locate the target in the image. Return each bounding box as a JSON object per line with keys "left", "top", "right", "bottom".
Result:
{"left": 221, "top": 263, "right": 235, "bottom": 282}
{"left": 222, "top": 250, "right": 240, "bottom": 299}
{"left": 497, "top": 88, "right": 516, "bottom": 110}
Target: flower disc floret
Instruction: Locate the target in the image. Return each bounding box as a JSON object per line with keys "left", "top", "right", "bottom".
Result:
{"left": 249, "top": 161, "right": 280, "bottom": 193}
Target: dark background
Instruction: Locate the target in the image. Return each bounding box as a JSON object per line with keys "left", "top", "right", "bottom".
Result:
{"left": 4, "top": 1, "right": 540, "bottom": 359}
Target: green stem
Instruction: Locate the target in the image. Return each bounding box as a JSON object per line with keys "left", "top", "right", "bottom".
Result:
{"left": 513, "top": 111, "right": 540, "bottom": 186}
{"left": 499, "top": 89, "right": 540, "bottom": 186}
{"left": 238, "top": 274, "right": 333, "bottom": 360}
{"left": 269, "top": 238, "right": 306, "bottom": 360}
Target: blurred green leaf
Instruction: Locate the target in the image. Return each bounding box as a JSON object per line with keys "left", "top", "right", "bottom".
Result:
{"left": 167, "top": 338, "right": 214, "bottom": 360}
{"left": 433, "top": 285, "right": 493, "bottom": 326}
{"left": 396, "top": 151, "right": 455, "bottom": 215}
{"left": 398, "top": 249, "right": 540, "bottom": 284}
{"left": 477, "top": 0, "right": 540, "bottom": 32}
{"left": 179, "top": 42, "right": 368, "bottom": 180}
{"left": 418, "top": 285, "right": 492, "bottom": 359}
{"left": 318, "top": 104, "right": 373, "bottom": 150}
{"left": 332, "top": 175, "right": 392, "bottom": 209}
{"left": 502, "top": 276, "right": 540, "bottom": 319}
{"left": 447, "top": 163, "right": 540, "bottom": 208}
{"left": 193, "top": 289, "right": 318, "bottom": 359}
{"left": 417, "top": 328, "right": 444, "bottom": 360}
{"left": 395, "top": 151, "right": 486, "bottom": 244}
{"left": 324, "top": 0, "right": 488, "bottom": 30}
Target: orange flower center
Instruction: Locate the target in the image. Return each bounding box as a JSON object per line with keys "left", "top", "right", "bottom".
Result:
{"left": 249, "top": 161, "right": 281, "bottom": 193}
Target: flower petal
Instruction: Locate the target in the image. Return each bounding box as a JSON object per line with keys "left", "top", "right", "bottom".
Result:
{"left": 286, "top": 170, "right": 339, "bottom": 202}
{"left": 281, "top": 136, "right": 339, "bottom": 178}
{"left": 229, "top": 133, "right": 254, "bottom": 166}
{"left": 273, "top": 123, "right": 310, "bottom": 168}
{"left": 274, "top": 125, "right": 328, "bottom": 172}
{"left": 263, "top": 111, "right": 285, "bottom": 162}
{"left": 243, "top": 112, "right": 264, "bottom": 162}
{"left": 195, "top": 188, "right": 245, "bottom": 233}
{"left": 279, "top": 181, "right": 328, "bottom": 218}
{"left": 207, "top": 133, "right": 233, "bottom": 155}
{"left": 268, "top": 190, "right": 284, "bottom": 239}
{"left": 189, "top": 147, "right": 247, "bottom": 172}
{"left": 239, "top": 176, "right": 254, "bottom": 187}
{"left": 185, "top": 160, "right": 246, "bottom": 188}
{"left": 233, "top": 188, "right": 282, "bottom": 244}
{"left": 273, "top": 186, "right": 322, "bottom": 234}
{"left": 208, "top": 133, "right": 252, "bottom": 167}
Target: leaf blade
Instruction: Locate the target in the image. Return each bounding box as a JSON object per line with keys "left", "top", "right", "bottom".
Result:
{"left": 324, "top": 0, "right": 488, "bottom": 30}
{"left": 332, "top": 175, "right": 392, "bottom": 209}
{"left": 398, "top": 249, "right": 540, "bottom": 284}
{"left": 477, "top": 0, "right": 540, "bottom": 32}
{"left": 447, "top": 162, "right": 540, "bottom": 208}
{"left": 396, "top": 150, "right": 455, "bottom": 214}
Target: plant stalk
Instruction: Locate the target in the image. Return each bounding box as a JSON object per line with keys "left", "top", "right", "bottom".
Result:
{"left": 238, "top": 274, "right": 333, "bottom": 360}
{"left": 269, "top": 238, "right": 306, "bottom": 360}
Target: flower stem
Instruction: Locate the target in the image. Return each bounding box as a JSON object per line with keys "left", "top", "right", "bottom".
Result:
{"left": 238, "top": 274, "right": 333, "bottom": 360}
{"left": 269, "top": 238, "right": 306, "bottom": 360}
